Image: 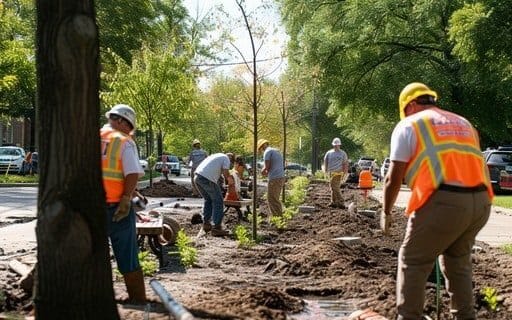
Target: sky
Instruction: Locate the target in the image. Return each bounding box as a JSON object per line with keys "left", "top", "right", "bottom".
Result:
{"left": 182, "top": 0, "right": 289, "bottom": 84}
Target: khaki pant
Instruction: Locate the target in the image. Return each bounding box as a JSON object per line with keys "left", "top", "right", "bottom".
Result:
{"left": 329, "top": 173, "right": 343, "bottom": 205}
{"left": 267, "top": 177, "right": 286, "bottom": 217}
{"left": 396, "top": 189, "right": 491, "bottom": 320}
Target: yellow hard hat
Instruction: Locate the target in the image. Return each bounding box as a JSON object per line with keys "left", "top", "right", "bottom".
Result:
{"left": 398, "top": 82, "right": 437, "bottom": 119}
{"left": 257, "top": 139, "right": 269, "bottom": 151}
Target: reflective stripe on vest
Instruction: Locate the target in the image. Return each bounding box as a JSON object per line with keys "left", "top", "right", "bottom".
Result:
{"left": 101, "top": 128, "right": 128, "bottom": 203}
{"left": 404, "top": 111, "right": 493, "bottom": 214}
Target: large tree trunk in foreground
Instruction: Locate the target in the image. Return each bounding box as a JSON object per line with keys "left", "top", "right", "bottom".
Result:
{"left": 35, "top": 1, "right": 119, "bottom": 319}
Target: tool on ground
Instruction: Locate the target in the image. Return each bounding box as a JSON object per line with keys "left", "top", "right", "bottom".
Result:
{"left": 150, "top": 279, "right": 196, "bottom": 320}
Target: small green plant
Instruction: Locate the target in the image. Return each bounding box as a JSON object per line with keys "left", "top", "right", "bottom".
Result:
{"left": 246, "top": 212, "right": 262, "bottom": 227}
{"left": 175, "top": 229, "right": 197, "bottom": 267}
{"left": 113, "top": 250, "right": 158, "bottom": 278}
{"left": 234, "top": 225, "right": 255, "bottom": 248}
{"left": 480, "top": 287, "right": 499, "bottom": 311}
{"left": 502, "top": 243, "right": 512, "bottom": 255}
{"left": 270, "top": 215, "right": 287, "bottom": 230}
{"left": 138, "top": 251, "right": 158, "bottom": 276}
{"left": 314, "top": 170, "right": 327, "bottom": 180}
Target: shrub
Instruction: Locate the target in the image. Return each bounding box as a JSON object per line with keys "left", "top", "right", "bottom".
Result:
{"left": 175, "top": 229, "right": 197, "bottom": 267}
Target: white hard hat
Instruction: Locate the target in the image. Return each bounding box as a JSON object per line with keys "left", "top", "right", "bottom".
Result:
{"left": 106, "top": 104, "right": 136, "bottom": 129}
{"left": 192, "top": 139, "right": 200, "bottom": 146}
{"left": 332, "top": 137, "right": 341, "bottom": 146}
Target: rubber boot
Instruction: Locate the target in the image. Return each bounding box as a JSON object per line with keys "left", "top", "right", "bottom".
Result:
{"left": 123, "top": 269, "right": 147, "bottom": 303}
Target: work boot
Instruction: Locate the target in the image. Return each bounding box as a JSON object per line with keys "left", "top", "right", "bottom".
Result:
{"left": 202, "top": 221, "right": 212, "bottom": 233}
{"left": 211, "top": 225, "right": 230, "bottom": 237}
{"left": 123, "top": 269, "right": 146, "bottom": 303}
{"left": 337, "top": 203, "right": 347, "bottom": 209}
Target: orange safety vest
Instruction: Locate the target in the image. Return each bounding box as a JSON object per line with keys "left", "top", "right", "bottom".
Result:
{"left": 404, "top": 108, "right": 493, "bottom": 215}
{"left": 100, "top": 127, "right": 129, "bottom": 203}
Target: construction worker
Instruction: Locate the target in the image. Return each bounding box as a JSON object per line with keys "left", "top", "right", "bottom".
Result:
{"left": 323, "top": 137, "right": 349, "bottom": 208}
{"left": 258, "top": 139, "right": 285, "bottom": 219}
{"left": 188, "top": 139, "right": 208, "bottom": 196}
{"left": 194, "top": 152, "right": 234, "bottom": 236}
{"left": 100, "top": 104, "right": 146, "bottom": 303}
{"left": 382, "top": 83, "right": 493, "bottom": 319}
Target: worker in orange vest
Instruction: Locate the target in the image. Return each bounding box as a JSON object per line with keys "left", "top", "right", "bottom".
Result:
{"left": 382, "top": 83, "right": 493, "bottom": 319}
{"left": 101, "top": 104, "right": 146, "bottom": 303}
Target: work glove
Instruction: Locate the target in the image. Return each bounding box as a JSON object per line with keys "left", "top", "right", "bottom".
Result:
{"left": 380, "top": 209, "right": 392, "bottom": 236}
{"left": 113, "top": 195, "right": 132, "bottom": 222}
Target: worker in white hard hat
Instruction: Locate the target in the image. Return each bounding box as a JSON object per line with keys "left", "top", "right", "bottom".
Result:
{"left": 100, "top": 104, "right": 146, "bottom": 303}
{"left": 323, "top": 137, "right": 349, "bottom": 208}
{"left": 188, "top": 139, "right": 208, "bottom": 196}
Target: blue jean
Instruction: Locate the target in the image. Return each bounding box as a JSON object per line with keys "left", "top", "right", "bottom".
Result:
{"left": 106, "top": 205, "right": 140, "bottom": 274}
{"left": 194, "top": 174, "right": 224, "bottom": 225}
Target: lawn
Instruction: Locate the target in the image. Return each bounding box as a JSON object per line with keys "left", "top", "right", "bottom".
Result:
{"left": 0, "top": 171, "right": 153, "bottom": 184}
{"left": 493, "top": 195, "right": 512, "bottom": 209}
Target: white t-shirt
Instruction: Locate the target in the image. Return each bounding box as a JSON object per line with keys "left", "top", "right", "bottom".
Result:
{"left": 195, "top": 153, "right": 231, "bottom": 183}
{"left": 389, "top": 113, "right": 421, "bottom": 163}
{"left": 324, "top": 148, "right": 348, "bottom": 172}
{"left": 122, "top": 140, "right": 144, "bottom": 177}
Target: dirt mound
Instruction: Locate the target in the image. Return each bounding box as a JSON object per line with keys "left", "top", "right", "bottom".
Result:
{"left": 139, "top": 179, "right": 193, "bottom": 198}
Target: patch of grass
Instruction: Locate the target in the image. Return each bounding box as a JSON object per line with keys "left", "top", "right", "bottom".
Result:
{"left": 0, "top": 174, "right": 38, "bottom": 184}
{"left": 501, "top": 244, "right": 512, "bottom": 255}
{"left": 493, "top": 195, "right": 512, "bottom": 209}
{"left": 174, "top": 230, "right": 197, "bottom": 267}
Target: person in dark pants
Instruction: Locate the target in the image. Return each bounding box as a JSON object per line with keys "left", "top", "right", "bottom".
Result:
{"left": 101, "top": 104, "right": 146, "bottom": 303}
{"left": 383, "top": 82, "right": 493, "bottom": 319}
{"left": 194, "top": 152, "right": 234, "bottom": 236}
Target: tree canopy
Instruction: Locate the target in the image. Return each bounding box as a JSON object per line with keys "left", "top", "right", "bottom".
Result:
{"left": 279, "top": 0, "right": 512, "bottom": 151}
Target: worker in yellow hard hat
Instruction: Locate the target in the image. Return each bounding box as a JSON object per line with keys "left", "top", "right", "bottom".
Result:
{"left": 188, "top": 139, "right": 208, "bottom": 196}
{"left": 383, "top": 82, "right": 493, "bottom": 319}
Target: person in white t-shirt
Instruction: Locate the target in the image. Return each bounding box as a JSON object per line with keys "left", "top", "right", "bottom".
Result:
{"left": 323, "top": 137, "right": 349, "bottom": 208}
{"left": 194, "top": 153, "right": 235, "bottom": 236}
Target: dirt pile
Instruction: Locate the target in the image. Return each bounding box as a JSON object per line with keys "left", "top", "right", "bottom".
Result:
{"left": 139, "top": 179, "right": 193, "bottom": 198}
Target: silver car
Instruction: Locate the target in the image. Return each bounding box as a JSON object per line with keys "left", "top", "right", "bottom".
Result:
{"left": 0, "top": 146, "right": 26, "bottom": 173}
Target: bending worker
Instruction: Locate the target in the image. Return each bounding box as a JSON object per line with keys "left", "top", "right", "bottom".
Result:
{"left": 101, "top": 104, "right": 146, "bottom": 303}
{"left": 382, "top": 82, "right": 493, "bottom": 319}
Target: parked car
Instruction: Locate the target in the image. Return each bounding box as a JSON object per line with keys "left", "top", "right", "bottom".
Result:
{"left": 139, "top": 159, "right": 149, "bottom": 171}
{"left": 0, "top": 146, "right": 26, "bottom": 173}
{"left": 284, "top": 163, "right": 311, "bottom": 178}
{"left": 380, "top": 157, "right": 390, "bottom": 179}
{"left": 154, "top": 154, "right": 181, "bottom": 176}
{"left": 357, "top": 157, "right": 375, "bottom": 172}
{"left": 483, "top": 150, "right": 512, "bottom": 193}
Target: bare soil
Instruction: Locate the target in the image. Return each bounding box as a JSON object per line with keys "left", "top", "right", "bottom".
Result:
{"left": 1, "top": 180, "right": 511, "bottom": 319}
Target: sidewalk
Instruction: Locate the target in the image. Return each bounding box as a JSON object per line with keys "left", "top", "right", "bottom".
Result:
{"left": 371, "top": 187, "right": 512, "bottom": 247}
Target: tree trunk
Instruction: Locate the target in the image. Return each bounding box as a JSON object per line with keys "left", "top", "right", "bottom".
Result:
{"left": 35, "top": 1, "right": 119, "bottom": 319}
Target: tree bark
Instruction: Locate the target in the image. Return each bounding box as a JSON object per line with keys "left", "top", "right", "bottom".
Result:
{"left": 35, "top": 1, "right": 119, "bottom": 319}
